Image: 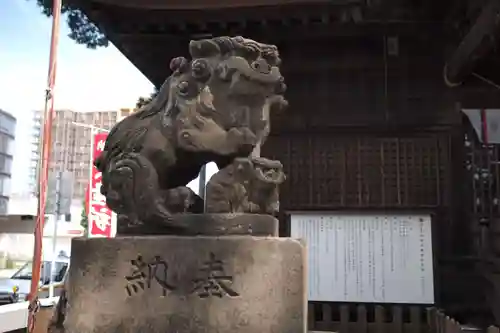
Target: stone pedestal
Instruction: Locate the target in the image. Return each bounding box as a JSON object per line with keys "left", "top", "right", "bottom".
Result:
{"left": 56, "top": 214, "right": 306, "bottom": 333}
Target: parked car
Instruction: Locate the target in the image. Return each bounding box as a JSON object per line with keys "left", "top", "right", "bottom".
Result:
{"left": 0, "top": 256, "right": 69, "bottom": 305}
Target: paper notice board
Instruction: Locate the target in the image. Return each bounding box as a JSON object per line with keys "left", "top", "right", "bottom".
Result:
{"left": 290, "top": 212, "right": 434, "bottom": 304}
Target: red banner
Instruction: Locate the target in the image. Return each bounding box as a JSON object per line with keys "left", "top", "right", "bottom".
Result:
{"left": 88, "top": 132, "right": 116, "bottom": 238}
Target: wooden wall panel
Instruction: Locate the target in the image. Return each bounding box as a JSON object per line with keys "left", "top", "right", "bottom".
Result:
{"left": 263, "top": 132, "right": 452, "bottom": 210}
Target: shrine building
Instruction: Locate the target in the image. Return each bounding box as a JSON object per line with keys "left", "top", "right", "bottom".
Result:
{"left": 71, "top": 0, "right": 500, "bottom": 329}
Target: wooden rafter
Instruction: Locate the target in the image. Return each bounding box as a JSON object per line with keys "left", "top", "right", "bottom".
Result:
{"left": 84, "top": 0, "right": 350, "bottom": 10}
{"left": 444, "top": 0, "right": 500, "bottom": 87}
{"left": 112, "top": 21, "right": 439, "bottom": 44}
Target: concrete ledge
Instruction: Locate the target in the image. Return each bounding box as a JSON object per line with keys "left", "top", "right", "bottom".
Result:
{"left": 0, "top": 297, "right": 59, "bottom": 332}
{"left": 0, "top": 301, "right": 28, "bottom": 332}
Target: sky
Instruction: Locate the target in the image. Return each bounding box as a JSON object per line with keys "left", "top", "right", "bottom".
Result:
{"left": 1, "top": 0, "right": 216, "bottom": 197}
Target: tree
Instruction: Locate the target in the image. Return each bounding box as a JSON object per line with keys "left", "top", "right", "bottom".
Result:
{"left": 136, "top": 88, "right": 159, "bottom": 109}
{"left": 31, "top": 0, "right": 108, "bottom": 49}
{"left": 80, "top": 199, "right": 88, "bottom": 235}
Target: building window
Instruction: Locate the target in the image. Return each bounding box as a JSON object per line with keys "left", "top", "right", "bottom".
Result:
{"left": 0, "top": 133, "right": 15, "bottom": 156}
{"left": 0, "top": 176, "right": 12, "bottom": 197}
{"left": 0, "top": 155, "right": 13, "bottom": 174}
{"left": 0, "top": 114, "right": 16, "bottom": 136}
{"left": 0, "top": 197, "right": 8, "bottom": 214}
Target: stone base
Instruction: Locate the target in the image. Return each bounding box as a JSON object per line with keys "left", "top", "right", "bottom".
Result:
{"left": 117, "top": 213, "right": 279, "bottom": 237}
{"left": 60, "top": 235, "right": 306, "bottom": 333}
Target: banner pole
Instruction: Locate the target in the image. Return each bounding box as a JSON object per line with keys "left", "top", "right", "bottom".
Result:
{"left": 28, "top": 0, "right": 62, "bottom": 331}
{"left": 87, "top": 126, "right": 96, "bottom": 237}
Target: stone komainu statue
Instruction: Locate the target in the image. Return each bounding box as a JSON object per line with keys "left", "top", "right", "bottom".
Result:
{"left": 94, "top": 36, "right": 288, "bottom": 232}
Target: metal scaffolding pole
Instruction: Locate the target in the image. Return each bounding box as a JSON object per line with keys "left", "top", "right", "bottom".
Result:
{"left": 198, "top": 164, "right": 207, "bottom": 201}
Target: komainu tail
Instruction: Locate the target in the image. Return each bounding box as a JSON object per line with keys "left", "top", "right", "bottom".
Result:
{"left": 101, "top": 152, "right": 172, "bottom": 225}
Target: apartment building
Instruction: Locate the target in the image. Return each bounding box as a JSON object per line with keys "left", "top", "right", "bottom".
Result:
{"left": 0, "top": 109, "right": 16, "bottom": 214}
{"left": 29, "top": 108, "right": 134, "bottom": 200}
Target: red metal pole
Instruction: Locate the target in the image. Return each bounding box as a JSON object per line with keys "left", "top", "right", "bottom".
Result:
{"left": 27, "top": 0, "right": 62, "bottom": 331}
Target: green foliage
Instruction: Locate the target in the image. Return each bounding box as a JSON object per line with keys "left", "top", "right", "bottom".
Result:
{"left": 80, "top": 199, "right": 88, "bottom": 234}
{"left": 136, "top": 88, "right": 159, "bottom": 109}
{"left": 30, "top": 0, "right": 108, "bottom": 49}
{"left": 5, "top": 257, "right": 15, "bottom": 269}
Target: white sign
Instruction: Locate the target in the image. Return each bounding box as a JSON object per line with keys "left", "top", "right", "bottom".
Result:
{"left": 290, "top": 212, "right": 434, "bottom": 304}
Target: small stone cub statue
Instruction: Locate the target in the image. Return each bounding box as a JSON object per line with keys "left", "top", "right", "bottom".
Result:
{"left": 205, "top": 156, "right": 286, "bottom": 215}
